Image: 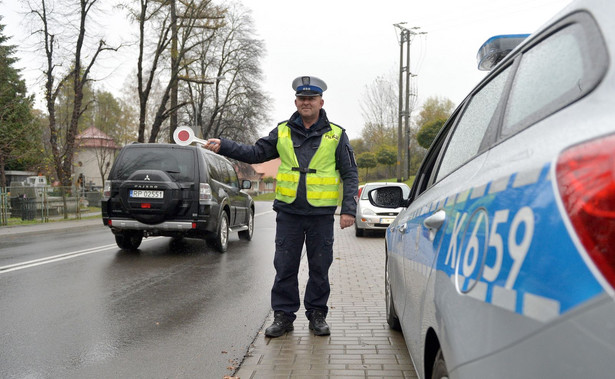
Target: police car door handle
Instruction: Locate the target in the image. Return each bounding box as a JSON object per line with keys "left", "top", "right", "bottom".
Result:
{"left": 424, "top": 210, "right": 446, "bottom": 229}
{"left": 424, "top": 210, "right": 446, "bottom": 240}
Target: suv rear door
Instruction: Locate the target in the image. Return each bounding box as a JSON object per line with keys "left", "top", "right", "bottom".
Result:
{"left": 109, "top": 145, "right": 198, "bottom": 224}
{"left": 203, "top": 153, "right": 249, "bottom": 228}
{"left": 219, "top": 158, "right": 249, "bottom": 227}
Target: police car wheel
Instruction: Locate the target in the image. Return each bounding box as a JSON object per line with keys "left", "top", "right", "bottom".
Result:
{"left": 385, "top": 257, "right": 401, "bottom": 330}
{"left": 431, "top": 349, "right": 449, "bottom": 379}
{"left": 238, "top": 209, "right": 254, "bottom": 241}
{"left": 115, "top": 231, "right": 143, "bottom": 250}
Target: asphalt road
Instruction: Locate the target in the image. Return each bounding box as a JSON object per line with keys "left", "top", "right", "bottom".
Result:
{"left": 0, "top": 202, "right": 276, "bottom": 378}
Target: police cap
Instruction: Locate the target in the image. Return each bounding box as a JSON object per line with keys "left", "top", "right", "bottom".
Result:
{"left": 292, "top": 76, "right": 327, "bottom": 97}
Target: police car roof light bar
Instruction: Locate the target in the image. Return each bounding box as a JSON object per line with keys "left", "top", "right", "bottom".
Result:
{"left": 476, "top": 34, "right": 530, "bottom": 71}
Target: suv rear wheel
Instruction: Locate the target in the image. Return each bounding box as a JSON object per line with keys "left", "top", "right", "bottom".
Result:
{"left": 207, "top": 211, "right": 229, "bottom": 253}
{"left": 115, "top": 230, "right": 144, "bottom": 250}
{"left": 238, "top": 209, "right": 254, "bottom": 241}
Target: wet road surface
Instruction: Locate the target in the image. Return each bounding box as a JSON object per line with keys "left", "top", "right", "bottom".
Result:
{"left": 0, "top": 202, "right": 276, "bottom": 378}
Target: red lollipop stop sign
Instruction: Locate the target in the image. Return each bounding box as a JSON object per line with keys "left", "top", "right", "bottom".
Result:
{"left": 173, "top": 126, "right": 209, "bottom": 146}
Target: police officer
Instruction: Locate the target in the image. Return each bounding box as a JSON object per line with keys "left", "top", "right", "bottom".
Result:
{"left": 204, "top": 76, "right": 358, "bottom": 337}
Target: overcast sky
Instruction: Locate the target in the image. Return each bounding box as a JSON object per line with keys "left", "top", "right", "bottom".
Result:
{"left": 2, "top": 0, "right": 573, "bottom": 140}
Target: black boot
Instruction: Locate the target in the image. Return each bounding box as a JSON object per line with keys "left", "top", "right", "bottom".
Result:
{"left": 265, "top": 311, "right": 294, "bottom": 338}
{"left": 309, "top": 310, "right": 330, "bottom": 336}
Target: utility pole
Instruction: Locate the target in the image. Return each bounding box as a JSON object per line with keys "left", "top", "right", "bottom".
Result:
{"left": 170, "top": 0, "right": 178, "bottom": 142}
{"left": 394, "top": 23, "right": 406, "bottom": 182}
{"left": 394, "top": 23, "right": 426, "bottom": 181}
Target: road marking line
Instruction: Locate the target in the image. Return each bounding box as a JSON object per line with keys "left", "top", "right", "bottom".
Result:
{"left": 0, "top": 245, "right": 117, "bottom": 274}
{"left": 0, "top": 238, "right": 160, "bottom": 274}
{"left": 0, "top": 210, "right": 276, "bottom": 274}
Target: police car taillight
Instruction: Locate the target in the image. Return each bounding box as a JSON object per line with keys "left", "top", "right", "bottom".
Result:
{"left": 556, "top": 135, "right": 615, "bottom": 289}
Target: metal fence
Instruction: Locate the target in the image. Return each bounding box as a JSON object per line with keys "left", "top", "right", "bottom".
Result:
{"left": 1, "top": 185, "right": 102, "bottom": 224}
{"left": 0, "top": 189, "right": 8, "bottom": 226}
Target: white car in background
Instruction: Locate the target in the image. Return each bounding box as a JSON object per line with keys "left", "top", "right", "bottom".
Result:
{"left": 355, "top": 182, "right": 410, "bottom": 237}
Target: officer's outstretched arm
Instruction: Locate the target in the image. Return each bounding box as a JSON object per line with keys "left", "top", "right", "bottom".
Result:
{"left": 204, "top": 139, "right": 221, "bottom": 153}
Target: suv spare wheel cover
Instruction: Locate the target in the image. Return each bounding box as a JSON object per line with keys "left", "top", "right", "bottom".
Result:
{"left": 118, "top": 169, "right": 182, "bottom": 224}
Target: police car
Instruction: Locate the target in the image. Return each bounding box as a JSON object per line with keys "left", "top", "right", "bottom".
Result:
{"left": 369, "top": 0, "right": 615, "bottom": 377}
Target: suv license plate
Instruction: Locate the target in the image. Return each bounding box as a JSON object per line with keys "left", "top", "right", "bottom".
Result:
{"left": 130, "top": 190, "right": 163, "bottom": 199}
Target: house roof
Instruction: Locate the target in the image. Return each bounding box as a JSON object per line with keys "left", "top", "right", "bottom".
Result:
{"left": 76, "top": 126, "right": 118, "bottom": 149}
{"left": 252, "top": 158, "right": 281, "bottom": 178}
{"left": 234, "top": 162, "right": 261, "bottom": 180}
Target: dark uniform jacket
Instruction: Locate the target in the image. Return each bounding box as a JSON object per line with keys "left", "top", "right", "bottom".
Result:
{"left": 218, "top": 109, "right": 358, "bottom": 217}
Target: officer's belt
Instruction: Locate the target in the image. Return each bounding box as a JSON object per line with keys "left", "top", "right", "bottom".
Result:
{"left": 292, "top": 167, "right": 317, "bottom": 174}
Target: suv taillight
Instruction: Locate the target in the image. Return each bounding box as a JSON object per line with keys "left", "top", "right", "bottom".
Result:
{"left": 200, "top": 183, "right": 212, "bottom": 201}
{"left": 556, "top": 134, "right": 615, "bottom": 288}
{"left": 103, "top": 181, "right": 111, "bottom": 198}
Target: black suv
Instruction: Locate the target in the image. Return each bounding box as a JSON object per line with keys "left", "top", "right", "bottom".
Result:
{"left": 101, "top": 143, "right": 254, "bottom": 252}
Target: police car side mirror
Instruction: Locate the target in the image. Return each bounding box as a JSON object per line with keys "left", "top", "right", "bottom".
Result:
{"left": 241, "top": 180, "right": 252, "bottom": 190}
{"left": 367, "top": 187, "right": 409, "bottom": 209}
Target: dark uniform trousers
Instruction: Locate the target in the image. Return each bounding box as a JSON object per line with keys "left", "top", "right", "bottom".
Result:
{"left": 272, "top": 211, "right": 335, "bottom": 322}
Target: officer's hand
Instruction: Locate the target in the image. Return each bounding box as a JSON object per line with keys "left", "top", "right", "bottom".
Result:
{"left": 203, "top": 138, "right": 221, "bottom": 153}
{"left": 340, "top": 214, "right": 355, "bottom": 229}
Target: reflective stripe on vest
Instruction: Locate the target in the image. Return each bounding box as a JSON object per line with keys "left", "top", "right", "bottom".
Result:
{"left": 275, "top": 122, "right": 342, "bottom": 207}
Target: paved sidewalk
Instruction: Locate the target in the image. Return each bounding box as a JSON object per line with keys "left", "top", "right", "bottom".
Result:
{"left": 0, "top": 214, "right": 102, "bottom": 237}
{"left": 233, "top": 222, "right": 417, "bottom": 379}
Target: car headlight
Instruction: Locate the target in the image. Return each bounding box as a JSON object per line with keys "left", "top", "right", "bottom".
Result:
{"left": 361, "top": 208, "right": 376, "bottom": 216}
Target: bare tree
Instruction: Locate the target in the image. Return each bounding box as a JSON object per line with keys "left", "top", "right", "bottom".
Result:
{"left": 181, "top": 2, "right": 269, "bottom": 144}
{"left": 122, "top": 0, "right": 225, "bottom": 143}
{"left": 359, "top": 75, "right": 398, "bottom": 150}
{"left": 24, "top": 0, "right": 118, "bottom": 189}
{"left": 55, "top": 68, "right": 95, "bottom": 143}
{"left": 118, "top": 68, "right": 165, "bottom": 143}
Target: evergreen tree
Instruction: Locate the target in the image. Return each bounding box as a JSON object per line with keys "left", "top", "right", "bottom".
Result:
{"left": 0, "top": 18, "right": 36, "bottom": 188}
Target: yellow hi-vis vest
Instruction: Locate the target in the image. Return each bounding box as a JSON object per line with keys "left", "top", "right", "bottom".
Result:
{"left": 275, "top": 122, "right": 342, "bottom": 207}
